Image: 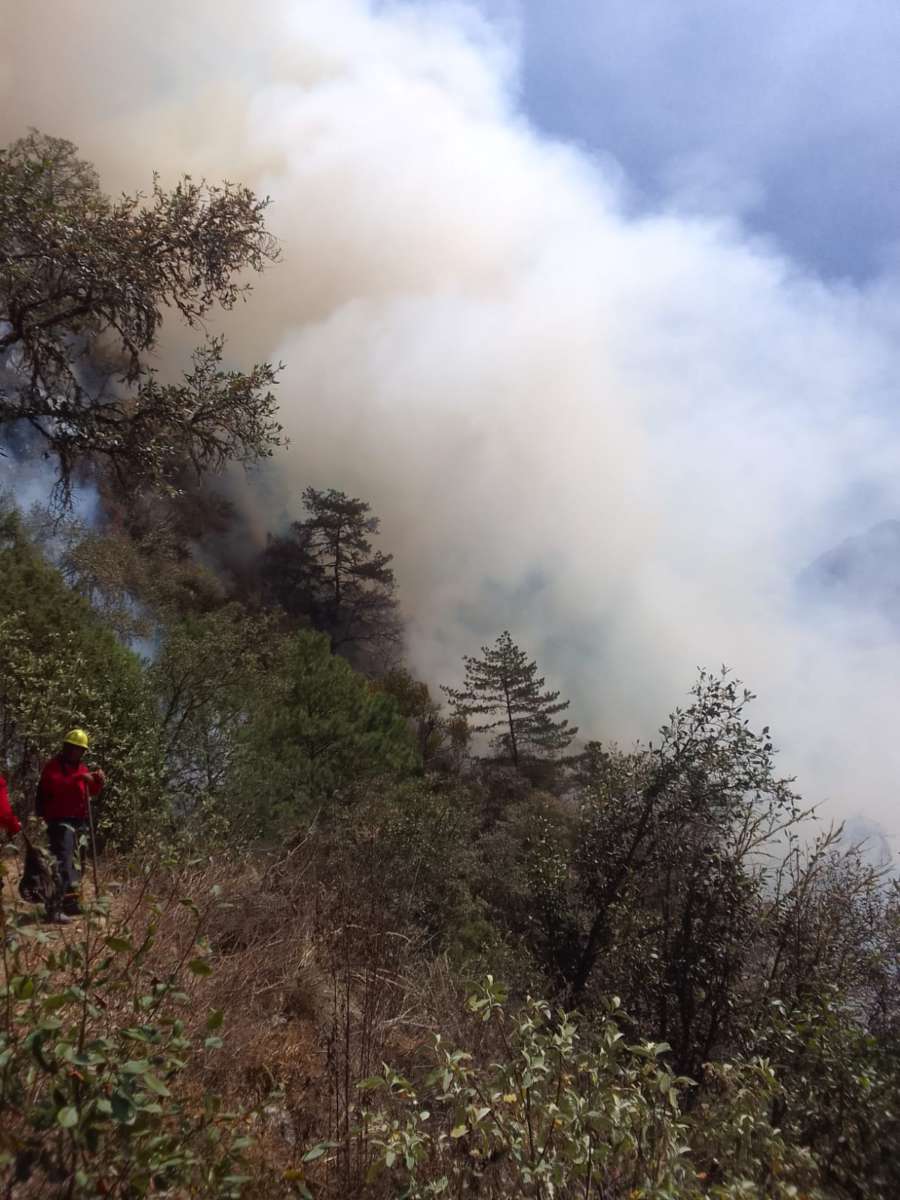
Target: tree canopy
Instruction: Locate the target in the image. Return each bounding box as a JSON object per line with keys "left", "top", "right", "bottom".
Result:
{"left": 0, "top": 505, "right": 163, "bottom": 842}
{"left": 443, "top": 630, "right": 577, "bottom": 767}
{"left": 261, "top": 487, "right": 400, "bottom": 665}
{"left": 234, "top": 630, "right": 419, "bottom": 831}
{"left": 0, "top": 131, "right": 282, "bottom": 503}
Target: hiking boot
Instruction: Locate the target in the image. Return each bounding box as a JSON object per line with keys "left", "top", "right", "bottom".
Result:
{"left": 45, "top": 912, "right": 73, "bottom": 925}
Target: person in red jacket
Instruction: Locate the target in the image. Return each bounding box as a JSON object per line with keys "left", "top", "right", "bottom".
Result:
{"left": 36, "top": 729, "right": 105, "bottom": 921}
{"left": 0, "top": 773, "right": 22, "bottom": 902}
{"left": 0, "top": 773, "right": 22, "bottom": 841}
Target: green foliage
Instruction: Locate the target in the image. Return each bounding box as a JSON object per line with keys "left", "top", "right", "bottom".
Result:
{"left": 0, "top": 131, "right": 281, "bottom": 503}
{"left": 317, "top": 780, "right": 489, "bottom": 956}
{"left": 150, "top": 606, "right": 281, "bottom": 821}
{"left": 687, "top": 1057, "right": 824, "bottom": 1198}
{"left": 58, "top": 519, "right": 229, "bottom": 643}
{"left": 443, "top": 630, "right": 577, "bottom": 768}
{"left": 234, "top": 630, "right": 420, "bottom": 832}
{"left": 759, "top": 992, "right": 900, "bottom": 1198}
{"left": 375, "top": 669, "right": 445, "bottom": 763}
{"left": 0, "top": 507, "right": 163, "bottom": 844}
{"left": 761, "top": 831, "right": 900, "bottom": 1016}
{"left": 566, "top": 670, "right": 802, "bottom": 1012}
{"left": 0, "top": 875, "right": 251, "bottom": 1198}
{"left": 476, "top": 795, "right": 583, "bottom": 988}
{"left": 357, "top": 979, "right": 826, "bottom": 1199}
{"left": 375, "top": 668, "right": 473, "bottom": 771}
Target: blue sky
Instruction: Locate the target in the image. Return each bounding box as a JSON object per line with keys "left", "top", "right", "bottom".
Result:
{"left": 472, "top": 0, "right": 900, "bottom": 281}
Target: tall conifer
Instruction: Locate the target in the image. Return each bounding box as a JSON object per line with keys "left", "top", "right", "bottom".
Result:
{"left": 443, "top": 631, "right": 576, "bottom": 766}
{"left": 262, "top": 487, "right": 400, "bottom": 662}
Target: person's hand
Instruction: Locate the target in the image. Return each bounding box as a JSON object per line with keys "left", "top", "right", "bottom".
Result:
{"left": 92, "top": 768, "right": 106, "bottom": 787}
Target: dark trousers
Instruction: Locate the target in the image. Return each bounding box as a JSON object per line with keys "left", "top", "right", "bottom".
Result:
{"left": 46, "top": 819, "right": 88, "bottom": 909}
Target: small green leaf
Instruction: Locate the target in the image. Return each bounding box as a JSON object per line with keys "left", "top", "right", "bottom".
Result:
{"left": 142, "top": 1072, "right": 170, "bottom": 1097}
{"left": 206, "top": 1009, "right": 224, "bottom": 1031}
{"left": 57, "top": 1106, "right": 79, "bottom": 1128}
{"left": 105, "top": 936, "right": 133, "bottom": 953}
{"left": 450, "top": 1124, "right": 468, "bottom": 1139}
{"left": 302, "top": 1141, "right": 336, "bottom": 1163}
{"left": 121, "top": 1059, "right": 150, "bottom": 1074}
{"left": 358, "top": 1076, "right": 387, "bottom": 1092}
{"left": 188, "top": 958, "right": 213, "bottom": 976}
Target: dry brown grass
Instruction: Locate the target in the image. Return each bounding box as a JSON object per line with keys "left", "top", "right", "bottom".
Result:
{"left": 172, "top": 845, "right": 487, "bottom": 1197}
{"left": 2, "top": 830, "right": 483, "bottom": 1198}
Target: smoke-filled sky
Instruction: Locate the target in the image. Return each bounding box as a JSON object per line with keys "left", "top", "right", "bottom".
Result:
{"left": 3, "top": 0, "right": 900, "bottom": 843}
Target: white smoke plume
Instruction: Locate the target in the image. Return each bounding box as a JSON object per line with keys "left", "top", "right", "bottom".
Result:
{"left": 4, "top": 0, "right": 900, "bottom": 845}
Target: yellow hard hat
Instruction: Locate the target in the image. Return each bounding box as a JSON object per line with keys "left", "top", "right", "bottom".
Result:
{"left": 63, "top": 728, "right": 90, "bottom": 749}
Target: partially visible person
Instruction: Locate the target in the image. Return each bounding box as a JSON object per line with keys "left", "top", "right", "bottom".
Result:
{"left": 0, "top": 771, "right": 22, "bottom": 840}
{"left": 36, "top": 729, "right": 105, "bottom": 923}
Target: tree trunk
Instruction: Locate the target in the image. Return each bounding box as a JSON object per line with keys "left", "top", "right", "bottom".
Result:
{"left": 567, "top": 764, "right": 677, "bottom": 1001}
{"left": 502, "top": 678, "right": 518, "bottom": 767}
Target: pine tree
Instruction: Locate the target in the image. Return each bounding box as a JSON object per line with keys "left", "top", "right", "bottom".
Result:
{"left": 261, "top": 487, "right": 400, "bottom": 663}
{"left": 442, "top": 631, "right": 577, "bottom": 766}
{"left": 235, "top": 630, "right": 419, "bottom": 831}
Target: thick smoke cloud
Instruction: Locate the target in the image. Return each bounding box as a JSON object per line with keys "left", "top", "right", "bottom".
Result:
{"left": 3, "top": 0, "right": 900, "bottom": 846}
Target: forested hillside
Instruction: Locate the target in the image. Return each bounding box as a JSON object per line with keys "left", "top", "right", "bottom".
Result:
{"left": 1, "top": 134, "right": 898, "bottom": 1199}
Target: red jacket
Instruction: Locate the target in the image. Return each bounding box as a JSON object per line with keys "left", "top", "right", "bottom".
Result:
{"left": 0, "top": 776, "right": 22, "bottom": 838}
{"left": 36, "top": 756, "right": 104, "bottom": 822}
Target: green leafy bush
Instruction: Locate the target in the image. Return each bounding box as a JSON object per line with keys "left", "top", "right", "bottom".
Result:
{"left": 354, "top": 979, "right": 830, "bottom": 1200}
{"left": 0, "top": 870, "right": 251, "bottom": 1197}
{"left": 0, "top": 508, "right": 165, "bottom": 847}
{"left": 234, "top": 631, "right": 420, "bottom": 832}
